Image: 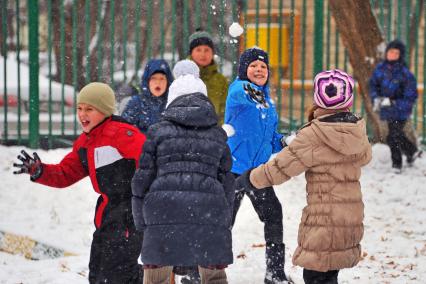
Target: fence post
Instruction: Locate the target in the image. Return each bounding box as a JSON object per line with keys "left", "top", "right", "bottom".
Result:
{"left": 27, "top": 0, "right": 39, "bottom": 149}
{"left": 313, "top": 0, "right": 324, "bottom": 75}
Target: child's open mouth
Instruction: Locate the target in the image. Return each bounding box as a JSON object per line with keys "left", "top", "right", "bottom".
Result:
{"left": 81, "top": 120, "right": 90, "bottom": 127}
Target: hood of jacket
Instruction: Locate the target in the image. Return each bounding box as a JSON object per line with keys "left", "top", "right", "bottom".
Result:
{"left": 310, "top": 109, "right": 370, "bottom": 156}
{"left": 385, "top": 39, "right": 406, "bottom": 65}
{"left": 163, "top": 92, "right": 218, "bottom": 128}
{"left": 140, "top": 59, "right": 174, "bottom": 95}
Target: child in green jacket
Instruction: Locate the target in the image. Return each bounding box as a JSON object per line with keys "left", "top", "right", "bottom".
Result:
{"left": 189, "top": 29, "right": 228, "bottom": 124}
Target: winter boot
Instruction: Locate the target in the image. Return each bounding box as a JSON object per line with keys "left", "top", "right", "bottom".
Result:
{"left": 264, "top": 243, "right": 289, "bottom": 284}
{"left": 407, "top": 150, "right": 423, "bottom": 167}
{"left": 392, "top": 164, "right": 403, "bottom": 174}
{"left": 303, "top": 269, "right": 338, "bottom": 284}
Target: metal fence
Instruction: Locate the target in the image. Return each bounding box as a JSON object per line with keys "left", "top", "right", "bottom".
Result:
{"left": 1, "top": 0, "right": 425, "bottom": 149}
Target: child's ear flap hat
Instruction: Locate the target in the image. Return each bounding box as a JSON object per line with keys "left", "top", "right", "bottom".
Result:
{"left": 238, "top": 47, "right": 269, "bottom": 82}
{"left": 77, "top": 82, "right": 116, "bottom": 116}
{"left": 313, "top": 69, "right": 354, "bottom": 110}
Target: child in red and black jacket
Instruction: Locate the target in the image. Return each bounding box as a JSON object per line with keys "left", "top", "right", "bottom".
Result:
{"left": 13, "top": 82, "right": 146, "bottom": 284}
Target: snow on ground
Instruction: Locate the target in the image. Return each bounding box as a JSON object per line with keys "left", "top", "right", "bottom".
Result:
{"left": 0, "top": 143, "right": 425, "bottom": 283}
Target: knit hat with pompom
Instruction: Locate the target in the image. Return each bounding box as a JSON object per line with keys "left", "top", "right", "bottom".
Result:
{"left": 166, "top": 60, "right": 207, "bottom": 108}
{"left": 313, "top": 69, "right": 354, "bottom": 110}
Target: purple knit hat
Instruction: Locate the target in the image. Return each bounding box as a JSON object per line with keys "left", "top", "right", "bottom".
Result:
{"left": 313, "top": 69, "right": 354, "bottom": 110}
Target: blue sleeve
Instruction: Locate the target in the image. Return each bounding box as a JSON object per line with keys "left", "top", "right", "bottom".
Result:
{"left": 395, "top": 71, "right": 418, "bottom": 114}
{"left": 121, "top": 96, "right": 141, "bottom": 126}
{"left": 369, "top": 67, "right": 381, "bottom": 102}
{"left": 403, "top": 71, "right": 418, "bottom": 102}
{"left": 131, "top": 126, "right": 158, "bottom": 231}
{"left": 272, "top": 130, "right": 284, "bottom": 153}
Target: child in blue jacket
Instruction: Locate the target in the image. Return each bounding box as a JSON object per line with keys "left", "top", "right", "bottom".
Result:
{"left": 122, "top": 59, "right": 174, "bottom": 133}
{"left": 369, "top": 39, "right": 420, "bottom": 171}
{"left": 224, "top": 47, "right": 288, "bottom": 283}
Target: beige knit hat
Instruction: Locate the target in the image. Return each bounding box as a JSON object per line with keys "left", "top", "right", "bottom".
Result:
{"left": 77, "top": 82, "right": 116, "bottom": 116}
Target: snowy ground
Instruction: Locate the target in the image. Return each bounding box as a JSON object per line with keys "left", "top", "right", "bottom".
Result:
{"left": 0, "top": 143, "right": 425, "bottom": 284}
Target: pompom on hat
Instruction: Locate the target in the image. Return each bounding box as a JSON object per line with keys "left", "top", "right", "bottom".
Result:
{"left": 313, "top": 69, "right": 354, "bottom": 110}
{"left": 166, "top": 60, "right": 207, "bottom": 108}
{"left": 77, "top": 82, "right": 116, "bottom": 116}
{"left": 172, "top": 59, "right": 200, "bottom": 78}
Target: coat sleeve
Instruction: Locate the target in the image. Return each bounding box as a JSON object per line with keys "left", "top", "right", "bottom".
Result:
{"left": 360, "top": 139, "right": 373, "bottom": 167}
{"left": 121, "top": 96, "right": 141, "bottom": 126}
{"left": 131, "top": 126, "right": 158, "bottom": 231}
{"left": 34, "top": 143, "right": 88, "bottom": 188}
{"left": 114, "top": 126, "right": 146, "bottom": 167}
{"left": 369, "top": 67, "right": 381, "bottom": 102}
{"left": 271, "top": 127, "right": 284, "bottom": 153}
{"left": 217, "top": 144, "right": 235, "bottom": 212}
{"left": 394, "top": 70, "right": 418, "bottom": 115}
{"left": 250, "top": 129, "right": 313, "bottom": 189}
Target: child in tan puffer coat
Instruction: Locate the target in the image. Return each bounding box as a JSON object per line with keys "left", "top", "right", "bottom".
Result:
{"left": 235, "top": 69, "right": 372, "bottom": 284}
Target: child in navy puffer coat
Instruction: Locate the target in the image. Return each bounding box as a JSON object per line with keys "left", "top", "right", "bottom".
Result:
{"left": 132, "top": 60, "right": 234, "bottom": 284}
{"left": 122, "top": 59, "right": 174, "bottom": 133}
{"left": 369, "top": 39, "right": 420, "bottom": 171}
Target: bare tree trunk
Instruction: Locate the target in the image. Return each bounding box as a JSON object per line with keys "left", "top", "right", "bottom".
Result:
{"left": 51, "top": 1, "right": 62, "bottom": 83}
{"left": 52, "top": 0, "right": 87, "bottom": 88}
{"left": 175, "top": 0, "right": 185, "bottom": 59}
{"left": 407, "top": 0, "right": 424, "bottom": 66}
{"left": 98, "top": 0, "right": 112, "bottom": 82}
{"left": 88, "top": 1, "right": 107, "bottom": 82}
{"left": 72, "top": 0, "right": 87, "bottom": 89}
{"left": 329, "top": 0, "right": 385, "bottom": 142}
{"left": 52, "top": 0, "right": 71, "bottom": 84}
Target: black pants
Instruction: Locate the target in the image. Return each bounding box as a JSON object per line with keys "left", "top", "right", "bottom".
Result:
{"left": 303, "top": 269, "right": 339, "bottom": 284}
{"left": 88, "top": 220, "right": 143, "bottom": 284}
{"left": 232, "top": 174, "right": 283, "bottom": 244}
{"left": 386, "top": 120, "right": 417, "bottom": 168}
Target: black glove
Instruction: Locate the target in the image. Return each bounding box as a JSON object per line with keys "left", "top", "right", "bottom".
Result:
{"left": 281, "top": 133, "right": 296, "bottom": 148}
{"left": 13, "top": 150, "right": 43, "bottom": 181}
{"left": 234, "top": 170, "right": 258, "bottom": 193}
{"left": 243, "top": 83, "right": 269, "bottom": 108}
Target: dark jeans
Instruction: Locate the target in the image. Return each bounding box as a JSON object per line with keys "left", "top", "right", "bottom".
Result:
{"left": 89, "top": 223, "right": 143, "bottom": 284}
{"left": 232, "top": 174, "right": 283, "bottom": 244}
{"left": 387, "top": 120, "right": 417, "bottom": 168}
{"left": 303, "top": 269, "right": 339, "bottom": 284}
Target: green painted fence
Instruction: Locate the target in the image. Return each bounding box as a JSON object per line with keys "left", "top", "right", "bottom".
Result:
{"left": 1, "top": 0, "right": 425, "bottom": 149}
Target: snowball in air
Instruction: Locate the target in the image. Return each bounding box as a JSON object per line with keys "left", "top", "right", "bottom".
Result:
{"left": 229, "top": 22, "right": 244, "bottom": 38}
